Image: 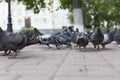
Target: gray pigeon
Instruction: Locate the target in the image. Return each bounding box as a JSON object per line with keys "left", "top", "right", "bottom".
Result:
{"left": 101, "top": 30, "right": 116, "bottom": 48}
{"left": 90, "top": 27, "right": 104, "bottom": 50}
{"left": 76, "top": 33, "right": 89, "bottom": 51}
{"left": 0, "top": 27, "right": 39, "bottom": 58}
{"left": 69, "top": 28, "right": 89, "bottom": 51}
{"left": 114, "top": 29, "right": 120, "bottom": 44}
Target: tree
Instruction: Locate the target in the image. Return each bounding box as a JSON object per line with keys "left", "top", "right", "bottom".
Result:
{"left": 3, "top": 0, "right": 120, "bottom": 29}
{"left": 72, "top": 0, "right": 84, "bottom": 32}
{"left": 59, "top": 0, "right": 120, "bottom": 29}
{"left": 4, "top": 0, "right": 46, "bottom": 13}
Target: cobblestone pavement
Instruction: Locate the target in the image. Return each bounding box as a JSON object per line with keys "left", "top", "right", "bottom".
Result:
{"left": 0, "top": 42, "right": 120, "bottom": 80}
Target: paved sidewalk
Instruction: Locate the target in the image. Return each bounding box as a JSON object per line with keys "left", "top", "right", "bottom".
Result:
{"left": 0, "top": 42, "right": 120, "bottom": 80}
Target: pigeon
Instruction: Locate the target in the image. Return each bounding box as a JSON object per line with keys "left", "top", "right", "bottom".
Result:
{"left": 36, "top": 34, "right": 51, "bottom": 48}
{"left": 56, "top": 27, "right": 73, "bottom": 47}
{"left": 33, "top": 28, "right": 43, "bottom": 36}
{"left": 49, "top": 28, "right": 72, "bottom": 49}
{"left": 0, "top": 44, "right": 6, "bottom": 53}
{"left": 114, "top": 29, "right": 120, "bottom": 44}
{"left": 54, "top": 34, "right": 71, "bottom": 48}
{"left": 37, "top": 27, "right": 73, "bottom": 49}
{"left": 76, "top": 33, "right": 89, "bottom": 51}
{"left": 86, "top": 31, "right": 93, "bottom": 41}
{"left": 1, "top": 33, "right": 28, "bottom": 58}
{"left": 37, "top": 32, "right": 61, "bottom": 49}
{"left": 0, "top": 27, "right": 39, "bottom": 58}
{"left": 69, "top": 27, "right": 80, "bottom": 44}
{"left": 69, "top": 28, "right": 89, "bottom": 50}
{"left": 33, "top": 28, "right": 53, "bottom": 48}
{"left": 90, "top": 27, "right": 104, "bottom": 50}
{"left": 101, "top": 30, "right": 116, "bottom": 48}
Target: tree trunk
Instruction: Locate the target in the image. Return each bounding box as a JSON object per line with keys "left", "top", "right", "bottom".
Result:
{"left": 73, "top": 0, "right": 84, "bottom": 32}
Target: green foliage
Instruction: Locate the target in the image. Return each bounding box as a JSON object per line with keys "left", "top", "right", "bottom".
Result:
{"left": 59, "top": 0, "right": 73, "bottom": 12}
{"left": 20, "top": 27, "right": 34, "bottom": 33}
{"left": 5, "top": 0, "right": 46, "bottom": 13}
{"left": 67, "top": 12, "right": 74, "bottom": 24}
{"left": 59, "top": 0, "right": 73, "bottom": 24}
{"left": 3, "top": 0, "right": 120, "bottom": 29}
{"left": 59, "top": 0, "right": 120, "bottom": 29}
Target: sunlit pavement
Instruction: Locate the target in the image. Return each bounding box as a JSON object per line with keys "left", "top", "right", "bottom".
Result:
{"left": 0, "top": 42, "right": 120, "bottom": 80}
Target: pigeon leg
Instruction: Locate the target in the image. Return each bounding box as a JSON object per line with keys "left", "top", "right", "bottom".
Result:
{"left": 7, "top": 50, "right": 12, "bottom": 55}
{"left": 2, "top": 50, "right": 8, "bottom": 56}
{"left": 8, "top": 50, "right": 18, "bottom": 59}
{"left": 67, "top": 45, "right": 72, "bottom": 49}
{"left": 7, "top": 50, "right": 11, "bottom": 55}
{"left": 56, "top": 44, "right": 61, "bottom": 49}
{"left": 47, "top": 44, "right": 51, "bottom": 48}
{"left": 67, "top": 43, "right": 72, "bottom": 48}
{"left": 2, "top": 50, "right": 10, "bottom": 56}
{"left": 94, "top": 45, "right": 97, "bottom": 51}
{"left": 78, "top": 45, "right": 82, "bottom": 51}
{"left": 16, "top": 49, "right": 21, "bottom": 53}
{"left": 83, "top": 46, "right": 86, "bottom": 52}
{"left": 97, "top": 45, "right": 100, "bottom": 50}
{"left": 102, "top": 45, "right": 105, "bottom": 49}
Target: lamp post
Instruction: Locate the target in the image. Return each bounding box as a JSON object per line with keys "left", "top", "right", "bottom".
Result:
{"left": 7, "top": 0, "right": 13, "bottom": 32}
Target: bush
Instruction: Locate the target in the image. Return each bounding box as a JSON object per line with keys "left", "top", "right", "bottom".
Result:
{"left": 20, "top": 27, "right": 34, "bottom": 33}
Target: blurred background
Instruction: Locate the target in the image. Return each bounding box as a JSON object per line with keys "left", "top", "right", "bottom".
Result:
{"left": 0, "top": 0, "right": 70, "bottom": 32}
{"left": 0, "top": 0, "right": 120, "bottom": 33}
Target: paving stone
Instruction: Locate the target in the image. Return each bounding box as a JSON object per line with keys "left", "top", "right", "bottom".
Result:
{"left": 54, "top": 76, "right": 120, "bottom": 80}
{"left": 0, "top": 43, "right": 120, "bottom": 80}
{"left": 0, "top": 75, "right": 18, "bottom": 80}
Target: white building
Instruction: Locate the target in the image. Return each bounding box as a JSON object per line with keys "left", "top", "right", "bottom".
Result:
{"left": 0, "top": 0, "right": 70, "bottom": 31}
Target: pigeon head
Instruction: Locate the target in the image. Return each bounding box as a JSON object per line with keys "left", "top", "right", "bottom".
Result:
{"left": 95, "top": 27, "right": 101, "bottom": 32}
{"left": 33, "top": 28, "right": 43, "bottom": 36}
{"left": 62, "top": 26, "right": 67, "bottom": 29}
{"left": 68, "top": 26, "right": 74, "bottom": 32}
{"left": 76, "top": 28, "right": 79, "bottom": 32}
